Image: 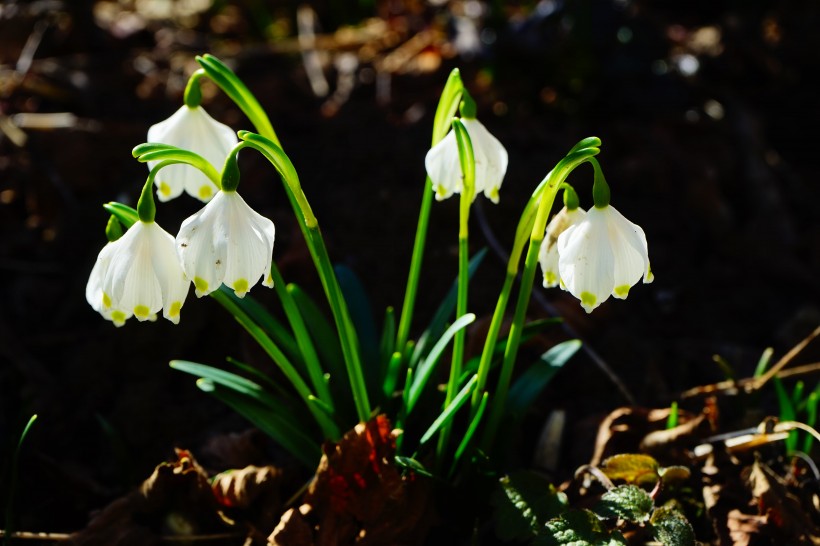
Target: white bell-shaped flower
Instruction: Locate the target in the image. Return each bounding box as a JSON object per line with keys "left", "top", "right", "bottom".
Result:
{"left": 147, "top": 105, "right": 238, "bottom": 202}
{"left": 86, "top": 221, "right": 190, "bottom": 326}
{"left": 557, "top": 205, "right": 652, "bottom": 313}
{"left": 425, "top": 117, "right": 508, "bottom": 203}
{"left": 176, "top": 190, "right": 275, "bottom": 298}
{"left": 539, "top": 206, "right": 586, "bottom": 288}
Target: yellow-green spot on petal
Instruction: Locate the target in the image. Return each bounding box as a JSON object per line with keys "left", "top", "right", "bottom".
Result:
{"left": 102, "top": 292, "right": 112, "bottom": 308}
{"left": 580, "top": 292, "right": 597, "bottom": 307}
{"left": 159, "top": 181, "right": 171, "bottom": 197}
{"left": 198, "top": 185, "right": 213, "bottom": 200}
{"left": 544, "top": 271, "right": 557, "bottom": 285}
{"left": 111, "top": 310, "right": 126, "bottom": 325}
{"left": 134, "top": 305, "right": 151, "bottom": 318}
{"left": 614, "top": 284, "right": 630, "bottom": 298}
{"left": 436, "top": 185, "right": 447, "bottom": 199}
{"left": 233, "top": 278, "right": 249, "bottom": 295}
{"left": 168, "top": 301, "right": 182, "bottom": 317}
{"left": 489, "top": 187, "right": 500, "bottom": 201}
{"left": 194, "top": 277, "right": 209, "bottom": 293}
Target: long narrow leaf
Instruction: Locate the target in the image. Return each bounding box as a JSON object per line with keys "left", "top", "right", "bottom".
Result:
{"left": 212, "top": 287, "right": 302, "bottom": 367}
{"left": 464, "top": 317, "right": 563, "bottom": 375}
{"left": 410, "top": 249, "right": 487, "bottom": 368}
{"left": 407, "top": 313, "right": 476, "bottom": 415}
{"left": 335, "top": 265, "right": 380, "bottom": 393}
{"left": 419, "top": 375, "right": 478, "bottom": 446}
{"left": 507, "top": 340, "right": 581, "bottom": 417}
{"left": 450, "top": 391, "right": 488, "bottom": 476}
{"left": 380, "top": 306, "right": 396, "bottom": 373}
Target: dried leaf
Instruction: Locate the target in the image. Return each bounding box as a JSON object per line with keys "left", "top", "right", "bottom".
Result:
{"left": 70, "top": 449, "right": 235, "bottom": 545}
{"left": 600, "top": 454, "right": 660, "bottom": 486}
{"left": 212, "top": 465, "right": 283, "bottom": 534}
{"left": 273, "top": 415, "right": 433, "bottom": 546}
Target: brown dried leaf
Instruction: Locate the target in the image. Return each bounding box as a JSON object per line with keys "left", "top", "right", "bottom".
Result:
{"left": 71, "top": 449, "right": 235, "bottom": 545}
{"left": 726, "top": 509, "right": 769, "bottom": 546}
{"left": 271, "top": 415, "right": 433, "bottom": 546}
{"left": 212, "top": 465, "right": 283, "bottom": 534}
{"left": 746, "top": 459, "right": 820, "bottom": 545}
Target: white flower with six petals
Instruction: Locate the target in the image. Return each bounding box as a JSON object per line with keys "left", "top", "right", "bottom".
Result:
{"left": 86, "top": 221, "right": 190, "bottom": 326}
{"left": 176, "top": 190, "right": 275, "bottom": 298}
{"left": 147, "top": 105, "right": 238, "bottom": 202}
{"left": 424, "top": 117, "right": 508, "bottom": 203}
{"left": 556, "top": 205, "right": 652, "bottom": 313}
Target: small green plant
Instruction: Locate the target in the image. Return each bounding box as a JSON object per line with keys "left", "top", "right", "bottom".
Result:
{"left": 492, "top": 455, "right": 696, "bottom": 546}
{"left": 85, "top": 55, "right": 653, "bottom": 480}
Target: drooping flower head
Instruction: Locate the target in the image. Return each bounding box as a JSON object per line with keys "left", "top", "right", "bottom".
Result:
{"left": 86, "top": 220, "right": 190, "bottom": 326}
{"left": 147, "top": 105, "right": 237, "bottom": 202}
{"left": 425, "top": 117, "right": 508, "bottom": 203}
{"left": 176, "top": 189, "right": 275, "bottom": 298}
{"left": 557, "top": 204, "right": 652, "bottom": 313}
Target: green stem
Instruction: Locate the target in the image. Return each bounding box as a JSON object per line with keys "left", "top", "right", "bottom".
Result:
{"left": 438, "top": 118, "right": 475, "bottom": 463}
{"left": 269, "top": 262, "right": 335, "bottom": 414}
{"left": 239, "top": 132, "right": 371, "bottom": 422}
{"left": 183, "top": 69, "right": 205, "bottom": 108}
{"left": 481, "top": 143, "right": 600, "bottom": 450}
{"left": 195, "top": 54, "right": 280, "bottom": 147}
{"left": 137, "top": 159, "right": 199, "bottom": 222}
{"left": 132, "top": 144, "right": 222, "bottom": 188}
{"left": 395, "top": 68, "right": 464, "bottom": 355}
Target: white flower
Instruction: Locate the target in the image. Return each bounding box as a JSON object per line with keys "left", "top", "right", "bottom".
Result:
{"left": 176, "top": 190, "right": 275, "bottom": 298}
{"left": 539, "top": 206, "right": 586, "bottom": 288}
{"left": 147, "top": 105, "right": 238, "bottom": 202}
{"left": 557, "top": 205, "right": 653, "bottom": 313}
{"left": 86, "top": 221, "right": 190, "bottom": 326}
{"left": 424, "top": 117, "right": 508, "bottom": 203}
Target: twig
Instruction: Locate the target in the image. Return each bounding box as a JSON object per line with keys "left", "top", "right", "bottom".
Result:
{"left": 752, "top": 325, "right": 820, "bottom": 390}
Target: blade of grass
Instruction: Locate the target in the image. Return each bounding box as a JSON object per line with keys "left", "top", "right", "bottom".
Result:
{"left": 406, "top": 313, "right": 476, "bottom": 415}
{"left": 4, "top": 414, "right": 37, "bottom": 545}
{"left": 449, "top": 391, "right": 488, "bottom": 476}
{"left": 420, "top": 375, "right": 477, "bottom": 447}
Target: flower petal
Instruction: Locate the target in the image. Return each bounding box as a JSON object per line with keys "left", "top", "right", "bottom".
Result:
{"left": 601, "top": 206, "right": 650, "bottom": 299}
{"left": 462, "top": 118, "right": 508, "bottom": 203}
{"left": 557, "top": 211, "right": 615, "bottom": 313}
{"left": 424, "top": 131, "right": 462, "bottom": 201}
{"left": 147, "top": 106, "right": 237, "bottom": 202}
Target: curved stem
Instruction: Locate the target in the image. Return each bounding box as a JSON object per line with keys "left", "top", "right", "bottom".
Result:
{"left": 480, "top": 144, "right": 600, "bottom": 449}
{"left": 239, "top": 132, "right": 371, "bottom": 422}
{"left": 132, "top": 144, "right": 221, "bottom": 188}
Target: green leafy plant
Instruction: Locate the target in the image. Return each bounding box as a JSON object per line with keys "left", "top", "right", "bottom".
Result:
{"left": 86, "top": 55, "right": 654, "bottom": 483}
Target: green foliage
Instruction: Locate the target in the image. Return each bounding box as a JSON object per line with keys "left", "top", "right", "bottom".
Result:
{"left": 538, "top": 510, "right": 627, "bottom": 546}
{"left": 491, "top": 471, "right": 568, "bottom": 541}
{"left": 650, "top": 505, "right": 696, "bottom": 546}
{"left": 595, "top": 485, "right": 653, "bottom": 523}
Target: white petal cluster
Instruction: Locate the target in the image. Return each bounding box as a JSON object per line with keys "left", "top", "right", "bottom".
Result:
{"left": 425, "top": 118, "right": 508, "bottom": 203}
{"left": 86, "top": 222, "right": 189, "bottom": 326}
{"left": 176, "top": 190, "right": 275, "bottom": 298}
{"left": 556, "top": 205, "right": 653, "bottom": 313}
{"left": 147, "top": 106, "right": 238, "bottom": 202}
{"left": 538, "top": 206, "right": 586, "bottom": 288}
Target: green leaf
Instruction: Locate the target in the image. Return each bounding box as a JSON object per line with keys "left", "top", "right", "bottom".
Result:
{"left": 507, "top": 339, "right": 581, "bottom": 416}
{"left": 406, "top": 313, "right": 476, "bottom": 415}
{"left": 394, "top": 456, "right": 434, "bottom": 478}
{"left": 379, "top": 306, "right": 396, "bottom": 376}
{"left": 213, "top": 286, "right": 302, "bottom": 365}
{"left": 418, "top": 375, "right": 477, "bottom": 446}
{"left": 491, "top": 471, "right": 568, "bottom": 541}
{"left": 650, "top": 506, "right": 696, "bottom": 546}
{"left": 601, "top": 453, "right": 660, "bottom": 486}
{"left": 335, "top": 265, "right": 380, "bottom": 394}
{"left": 594, "top": 485, "right": 654, "bottom": 523}
{"left": 538, "top": 509, "right": 628, "bottom": 546}
{"left": 287, "top": 285, "right": 345, "bottom": 379}
{"left": 463, "top": 318, "right": 563, "bottom": 375}
{"left": 773, "top": 377, "right": 798, "bottom": 453}
{"left": 409, "top": 249, "right": 486, "bottom": 368}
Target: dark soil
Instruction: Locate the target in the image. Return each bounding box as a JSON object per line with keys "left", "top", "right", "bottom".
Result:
{"left": 1, "top": 0, "right": 819, "bottom": 542}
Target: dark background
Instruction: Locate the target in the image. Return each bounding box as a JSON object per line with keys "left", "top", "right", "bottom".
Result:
{"left": 1, "top": 0, "right": 818, "bottom": 533}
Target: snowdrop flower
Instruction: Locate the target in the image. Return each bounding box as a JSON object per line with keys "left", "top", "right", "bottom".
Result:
{"left": 147, "top": 105, "right": 237, "bottom": 202}
{"left": 86, "top": 221, "right": 190, "bottom": 326}
{"left": 176, "top": 190, "right": 275, "bottom": 298}
{"left": 539, "top": 206, "right": 586, "bottom": 288}
{"left": 557, "top": 205, "right": 652, "bottom": 313}
{"left": 425, "top": 117, "right": 508, "bottom": 203}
